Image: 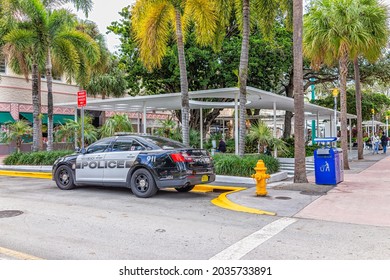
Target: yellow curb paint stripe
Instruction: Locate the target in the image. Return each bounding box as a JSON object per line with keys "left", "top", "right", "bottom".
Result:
{"left": 0, "top": 170, "right": 52, "bottom": 179}
{"left": 0, "top": 246, "right": 43, "bottom": 260}
{"left": 211, "top": 189, "right": 277, "bottom": 216}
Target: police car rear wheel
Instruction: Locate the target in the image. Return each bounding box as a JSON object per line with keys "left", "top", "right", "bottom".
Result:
{"left": 175, "top": 185, "right": 195, "bottom": 192}
{"left": 55, "top": 165, "right": 76, "bottom": 190}
{"left": 130, "top": 169, "right": 158, "bottom": 198}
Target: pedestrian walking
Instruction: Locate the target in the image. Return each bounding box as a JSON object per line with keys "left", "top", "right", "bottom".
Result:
{"left": 381, "top": 133, "right": 388, "bottom": 154}
{"left": 372, "top": 133, "right": 380, "bottom": 154}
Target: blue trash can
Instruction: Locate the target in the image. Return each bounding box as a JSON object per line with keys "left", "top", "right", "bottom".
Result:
{"left": 314, "top": 138, "right": 343, "bottom": 185}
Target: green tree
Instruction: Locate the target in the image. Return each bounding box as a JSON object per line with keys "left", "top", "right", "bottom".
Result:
{"left": 247, "top": 121, "right": 287, "bottom": 154}
{"left": 100, "top": 114, "right": 133, "bottom": 138}
{"left": 1, "top": 0, "right": 97, "bottom": 152}
{"left": 155, "top": 117, "right": 177, "bottom": 138}
{"left": 4, "top": 120, "right": 32, "bottom": 152}
{"left": 350, "top": 0, "right": 389, "bottom": 160}
{"left": 55, "top": 114, "right": 97, "bottom": 147}
{"left": 303, "top": 0, "right": 387, "bottom": 169}
{"left": 131, "top": 0, "right": 216, "bottom": 147}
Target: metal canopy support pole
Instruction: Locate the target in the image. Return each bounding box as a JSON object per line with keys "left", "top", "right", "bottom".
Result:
{"left": 273, "top": 102, "right": 277, "bottom": 157}
{"left": 74, "top": 107, "right": 78, "bottom": 149}
{"left": 330, "top": 114, "right": 333, "bottom": 138}
{"left": 349, "top": 118, "right": 352, "bottom": 153}
{"left": 200, "top": 108, "right": 203, "bottom": 149}
{"left": 234, "top": 93, "right": 239, "bottom": 155}
{"left": 137, "top": 112, "right": 140, "bottom": 133}
{"left": 316, "top": 112, "right": 320, "bottom": 138}
{"left": 143, "top": 102, "right": 147, "bottom": 134}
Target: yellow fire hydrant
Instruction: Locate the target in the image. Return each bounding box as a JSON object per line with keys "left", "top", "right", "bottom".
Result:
{"left": 251, "top": 160, "right": 271, "bottom": 196}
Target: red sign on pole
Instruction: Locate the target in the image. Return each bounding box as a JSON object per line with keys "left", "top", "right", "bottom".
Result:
{"left": 77, "top": 90, "right": 87, "bottom": 107}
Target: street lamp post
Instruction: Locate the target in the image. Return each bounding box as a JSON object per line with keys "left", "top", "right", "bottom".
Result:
{"left": 386, "top": 115, "right": 389, "bottom": 137}
{"left": 332, "top": 88, "right": 339, "bottom": 139}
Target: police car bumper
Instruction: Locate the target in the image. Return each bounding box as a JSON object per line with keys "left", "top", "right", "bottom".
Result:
{"left": 156, "top": 174, "right": 216, "bottom": 189}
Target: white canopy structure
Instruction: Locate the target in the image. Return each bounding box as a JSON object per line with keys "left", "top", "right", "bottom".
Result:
{"left": 56, "top": 86, "right": 356, "bottom": 154}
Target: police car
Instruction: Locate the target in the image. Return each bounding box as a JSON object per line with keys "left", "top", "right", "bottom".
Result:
{"left": 52, "top": 134, "right": 215, "bottom": 198}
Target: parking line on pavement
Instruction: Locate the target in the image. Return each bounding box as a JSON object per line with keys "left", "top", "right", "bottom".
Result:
{"left": 0, "top": 170, "right": 52, "bottom": 179}
{"left": 211, "top": 189, "right": 277, "bottom": 216}
{"left": 209, "top": 217, "right": 297, "bottom": 260}
{"left": 0, "top": 246, "right": 43, "bottom": 260}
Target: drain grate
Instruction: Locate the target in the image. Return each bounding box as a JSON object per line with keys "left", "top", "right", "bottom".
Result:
{"left": 0, "top": 210, "right": 24, "bottom": 218}
{"left": 274, "top": 196, "right": 291, "bottom": 200}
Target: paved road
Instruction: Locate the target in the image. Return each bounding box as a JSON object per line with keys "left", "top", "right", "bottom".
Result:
{"left": 0, "top": 175, "right": 389, "bottom": 260}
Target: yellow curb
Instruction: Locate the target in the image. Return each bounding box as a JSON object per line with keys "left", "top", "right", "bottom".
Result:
{"left": 193, "top": 184, "right": 242, "bottom": 193}
{"left": 211, "top": 188, "right": 277, "bottom": 216}
{"left": 0, "top": 170, "right": 52, "bottom": 179}
{"left": 0, "top": 246, "right": 43, "bottom": 260}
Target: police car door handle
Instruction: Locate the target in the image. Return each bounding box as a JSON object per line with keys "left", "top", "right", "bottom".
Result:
{"left": 95, "top": 156, "right": 103, "bottom": 159}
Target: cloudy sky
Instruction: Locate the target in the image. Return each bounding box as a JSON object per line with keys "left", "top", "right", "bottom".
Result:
{"left": 76, "top": 0, "right": 390, "bottom": 52}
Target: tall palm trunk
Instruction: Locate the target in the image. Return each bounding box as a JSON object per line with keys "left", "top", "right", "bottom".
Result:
{"left": 339, "top": 47, "right": 350, "bottom": 170}
{"left": 174, "top": 9, "right": 190, "bottom": 146}
{"left": 238, "top": 0, "right": 250, "bottom": 156}
{"left": 293, "top": 0, "right": 308, "bottom": 183}
{"left": 46, "top": 49, "right": 54, "bottom": 151}
{"left": 32, "top": 62, "right": 42, "bottom": 152}
{"left": 354, "top": 57, "right": 363, "bottom": 160}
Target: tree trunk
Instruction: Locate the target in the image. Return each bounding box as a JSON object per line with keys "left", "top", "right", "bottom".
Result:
{"left": 238, "top": 0, "right": 250, "bottom": 156}
{"left": 339, "top": 48, "right": 350, "bottom": 170}
{"left": 354, "top": 57, "right": 364, "bottom": 160}
{"left": 283, "top": 73, "right": 294, "bottom": 138}
{"left": 174, "top": 9, "right": 190, "bottom": 146}
{"left": 32, "top": 63, "right": 41, "bottom": 152}
{"left": 293, "top": 0, "right": 308, "bottom": 183}
{"left": 46, "top": 49, "right": 53, "bottom": 151}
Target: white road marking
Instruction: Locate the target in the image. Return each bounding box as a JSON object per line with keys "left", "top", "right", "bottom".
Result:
{"left": 209, "top": 217, "right": 297, "bottom": 260}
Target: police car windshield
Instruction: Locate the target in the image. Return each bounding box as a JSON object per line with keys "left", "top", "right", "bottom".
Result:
{"left": 142, "top": 136, "right": 187, "bottom": 150}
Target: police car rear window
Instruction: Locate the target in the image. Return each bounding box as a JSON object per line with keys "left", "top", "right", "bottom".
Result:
{"left": 142, "top": 136, "right": 187, "bottom": 149}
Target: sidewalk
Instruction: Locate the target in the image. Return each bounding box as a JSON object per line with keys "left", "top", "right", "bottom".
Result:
{"left": 227, "top": 152, "right": 390, "bottom": 226}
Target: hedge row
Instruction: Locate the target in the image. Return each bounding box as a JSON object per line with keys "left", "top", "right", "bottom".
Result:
{"left": 4, "top": 150, "right": 279, "bottom": 177}
{"left": 213, "top": 153, "right": 279, "bottom": 177}
{"left": 4, "top": 150, "right": 74, "bottom": 166}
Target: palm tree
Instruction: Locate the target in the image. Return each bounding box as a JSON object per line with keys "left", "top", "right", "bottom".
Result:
{"left": 293, "top": 0, "right": 308, "bottom": 183}
{"left": 248, "top": 121, "right": 287, "bottom": 154}
{"left": 214, "top": 0, "right": 286, "bottom": 156}
{"left": 303, "top": 0, "right": 386, "bottom": 170}
{"left": 1, "top": 0, "right": 97, "bottom": 152}
{"left": 4, "top": 120, "right": 32, "bottom": 152}
{"left": 131, "top": 0, "right": 217, "bottom": 147}
{"left": 156, "top": 117, "right": 177, "bottom": 138}
{"left": 100, "top": 114, "right": 133, "bottom": 137}
{"left": 55, "top": 114, "right": 97, "bottom": 147}
{"left": 350, "top": 0, "right": 388, "bottom": 160}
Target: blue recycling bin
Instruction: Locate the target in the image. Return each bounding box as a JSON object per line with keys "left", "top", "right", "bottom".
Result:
{"left": 314, "top": 138, "right": 344, "bottom": 185}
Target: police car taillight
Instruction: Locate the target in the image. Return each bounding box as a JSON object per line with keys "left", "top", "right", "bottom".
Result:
{"left": 170, "top": 153, "right": 193, "bottom": 162}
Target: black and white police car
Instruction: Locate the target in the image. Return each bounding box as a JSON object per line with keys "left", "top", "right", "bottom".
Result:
{"left": 52, "top": 134, "right": 215, "bottom": 198}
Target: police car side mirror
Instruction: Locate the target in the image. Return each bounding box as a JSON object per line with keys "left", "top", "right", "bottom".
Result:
{"left": 75, "top": 147, "right": 81, "bottom": 153}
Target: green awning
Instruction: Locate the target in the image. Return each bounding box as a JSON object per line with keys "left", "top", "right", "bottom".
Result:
{"left": 20, "top": 112, "right": 48, "bottom": 124}
{"left": 19, "top": 113, "right": 74, "bottom": 125}
{"left": 0, "top": 112, "right": 15, "bottom": 124}
{"left": 53, "top": 114, "right": 74, "bottom": 125}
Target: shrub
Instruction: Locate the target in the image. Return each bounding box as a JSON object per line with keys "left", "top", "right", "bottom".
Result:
{"left": 213, "top": 153, "right": 279, "bottom": 177}
{"left": 4, "top": 150, "right": 74, "bottom": 165}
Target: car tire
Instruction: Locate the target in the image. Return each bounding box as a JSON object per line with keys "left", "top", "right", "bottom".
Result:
{"left": 175, "top": 185, "right": 195, "bottom": 192}
{"left": 54, "top": 165, "right": 76, "bottom": 190}
{"left": 130, "top": 168, "right": 158, "bottom": 198}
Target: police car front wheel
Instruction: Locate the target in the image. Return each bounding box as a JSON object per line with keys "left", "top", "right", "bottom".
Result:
{"left": 130, "top": 168, "right": 158, "bottom": 198}
{"left": 54, "top": 165, "right": 76, "bottom": 190}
